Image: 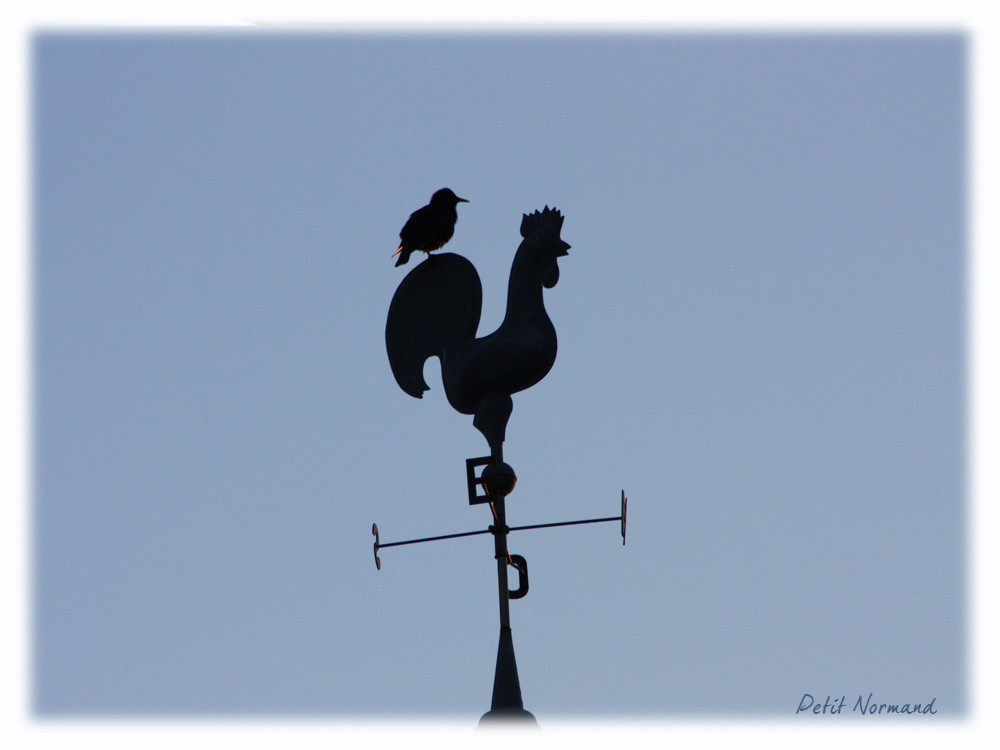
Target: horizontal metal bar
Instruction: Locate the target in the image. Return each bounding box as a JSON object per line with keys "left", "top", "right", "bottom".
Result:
{"left": 508, "top": 516, "right": 621, "bottom": 533}
{"left": 377, "top": 527, "right": 492, "bottom": 549}
{"left": 378, "top": 514, "right": 622, "bottom": 552}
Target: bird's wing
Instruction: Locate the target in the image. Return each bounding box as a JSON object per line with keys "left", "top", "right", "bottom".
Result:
{"left": 398, "top": 205, "right": 434, "bottom": 249}
{"left": 385, "top": 253, "right": 482, "bottom": 398}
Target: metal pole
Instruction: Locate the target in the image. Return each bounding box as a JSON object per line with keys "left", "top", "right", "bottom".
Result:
{"left": 491, "top": 444, "right": 512, "bottom": 631}
{"left": 479, "top": 442, "right": 536, "bottom": 726}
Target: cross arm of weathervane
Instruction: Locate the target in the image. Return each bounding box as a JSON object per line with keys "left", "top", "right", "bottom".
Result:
{"left": 371, "top": 491, "right": 627, "bottom": 570}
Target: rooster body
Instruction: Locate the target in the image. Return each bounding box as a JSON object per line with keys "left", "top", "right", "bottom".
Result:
{"left": 386, "top": 207, "right": 570, "bottom": 446}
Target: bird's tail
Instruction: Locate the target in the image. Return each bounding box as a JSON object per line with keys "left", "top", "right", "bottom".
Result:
{"left": 385, "top": 253, "right": 482, "bottom": 398}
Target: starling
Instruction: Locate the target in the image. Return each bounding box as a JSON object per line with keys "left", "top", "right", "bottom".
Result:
{"left": 393, "top": 188, "right": 469, "bottom": 267}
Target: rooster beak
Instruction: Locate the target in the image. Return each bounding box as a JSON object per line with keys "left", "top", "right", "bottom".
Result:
{"left": 557, "top": 240, "right": 570, "bottom": 257}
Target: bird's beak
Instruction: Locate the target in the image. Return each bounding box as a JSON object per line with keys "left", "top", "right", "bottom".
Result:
{"left": 392, "top": 246, "right": 402, "bottom": 256}
{"left": 458, "top": 197, "right": 469, "bottom": 203}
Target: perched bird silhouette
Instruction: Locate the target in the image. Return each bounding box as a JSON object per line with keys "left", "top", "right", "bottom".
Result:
{"left": 393, "top": 188, "right": 469, "bottom": 267}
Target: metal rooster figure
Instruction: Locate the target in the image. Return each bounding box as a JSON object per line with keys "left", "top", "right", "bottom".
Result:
{"left": 386, "top": 204, "right": 569, "bottom": 449}
{"left": 381, "top": 202, "right": 623, "bottom": 724}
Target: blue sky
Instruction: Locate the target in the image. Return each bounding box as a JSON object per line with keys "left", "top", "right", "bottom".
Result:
{"left": 27, "top": 23, "right": 971, "bottom": 729}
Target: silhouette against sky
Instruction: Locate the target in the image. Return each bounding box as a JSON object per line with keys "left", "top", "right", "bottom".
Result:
{"left": 32, "top": 31, "right": 965, "bottom": 718}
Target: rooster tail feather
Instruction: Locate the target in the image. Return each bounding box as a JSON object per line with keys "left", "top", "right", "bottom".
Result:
{"left": 385, "top": 253, "right": 482, "bottom": 399}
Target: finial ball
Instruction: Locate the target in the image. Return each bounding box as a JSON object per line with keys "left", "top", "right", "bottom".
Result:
{"left": 482, "top": 462, "right": 517, "bottom": 497}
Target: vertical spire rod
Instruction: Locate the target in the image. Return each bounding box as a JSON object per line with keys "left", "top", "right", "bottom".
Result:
{"left": 479, "top": 441, "right": 536, "bottom": 724}
{"left": 490, "top": 442, "right": 512, "bottom": 631}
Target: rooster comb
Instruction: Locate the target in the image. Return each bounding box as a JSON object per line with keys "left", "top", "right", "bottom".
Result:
{"left": 520, "top": 205, "right": 563, "bottom": 238}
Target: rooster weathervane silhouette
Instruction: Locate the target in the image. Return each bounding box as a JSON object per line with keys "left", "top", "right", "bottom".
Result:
{"left": 386, "top": 204, "right": 569, "bottom": 447}
{"left": 378, "top": 193, "right": 625, "bottom": 724}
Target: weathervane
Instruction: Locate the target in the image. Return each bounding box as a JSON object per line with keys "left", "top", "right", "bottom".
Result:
{"left": 378, "top": 195, "right": 627, "bottom": 724}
